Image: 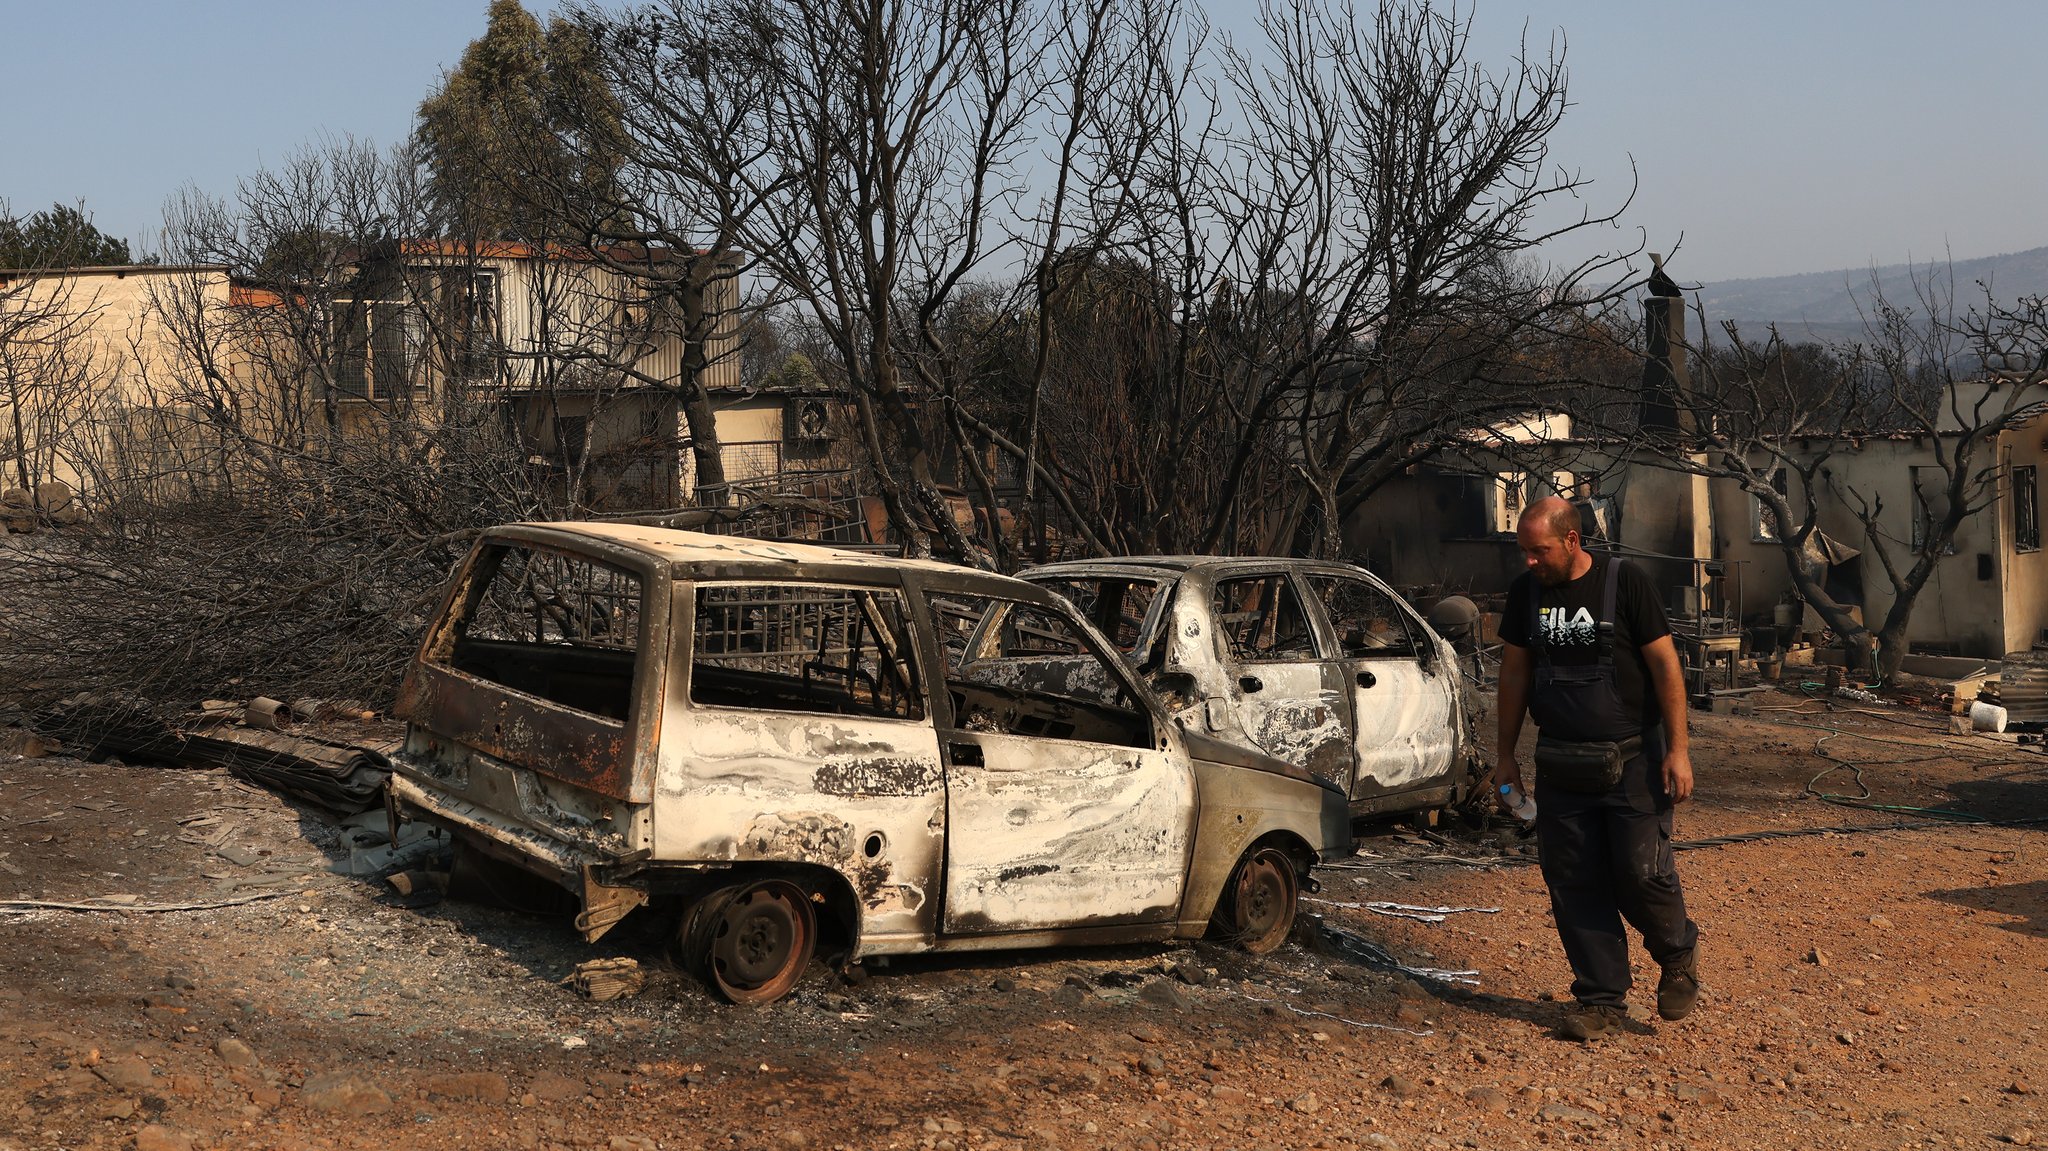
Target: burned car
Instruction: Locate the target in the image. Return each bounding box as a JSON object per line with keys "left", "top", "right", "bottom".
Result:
{"left": 385, "top": 524, "right": 1348, "bottom": 1003}
{"left": 1016, "top": 558, "right": 1480, "bottom": 819}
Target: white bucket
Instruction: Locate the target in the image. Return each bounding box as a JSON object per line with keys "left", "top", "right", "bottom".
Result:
{"left": 1970, "top": 700, "right": 2009, "bottom": 733}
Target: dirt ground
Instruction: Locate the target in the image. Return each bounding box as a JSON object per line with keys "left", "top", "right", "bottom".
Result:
{"left": 2, "top": 686, "right": 2045, "bottom": 1151}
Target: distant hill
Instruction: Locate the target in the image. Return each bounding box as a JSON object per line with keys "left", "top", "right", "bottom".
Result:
{"left": 1689, "top": 245, "right": 2048, "bottom": 344}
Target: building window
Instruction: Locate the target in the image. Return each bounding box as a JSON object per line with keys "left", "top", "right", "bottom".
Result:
{"left": 1581, "top": 495, "right": 1616, "bottom": 541}
{"left": 1753, "top": 469, "right": 1788, "bottom": 542}
{"left": 402, "top": 264, "right": 500, "bottom": 383}
{"left": 457, "top": 269, "right": 499, "bottom": 380}
{"left": 1492, "top": 472, "right": 1526, "bottom": 534}
{"left": 2016, "top": 465, "right": 2040, "bottom": 553}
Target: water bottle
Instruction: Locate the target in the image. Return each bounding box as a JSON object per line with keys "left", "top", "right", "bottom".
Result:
{"left": 1498, "top": 782, "right": 1537, "bottom": 825}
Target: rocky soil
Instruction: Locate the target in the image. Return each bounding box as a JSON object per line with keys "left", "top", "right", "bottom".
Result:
{"left": 2, "top": 687, "right": 2044, "bottom": 1151}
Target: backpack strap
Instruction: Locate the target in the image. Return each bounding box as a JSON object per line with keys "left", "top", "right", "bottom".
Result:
{"left": 1526, "top": 573, "right": 1550, "bottom": 668}
{"left": 1596, "top": 554, "right": 1622, "bottom": 668}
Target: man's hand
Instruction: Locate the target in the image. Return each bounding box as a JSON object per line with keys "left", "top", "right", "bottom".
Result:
{"left": 1494, "top": 756, "right": 1524, "bottom": 808}
{"left": 1661, "top": 745, "right": 1694, "bottom": 804}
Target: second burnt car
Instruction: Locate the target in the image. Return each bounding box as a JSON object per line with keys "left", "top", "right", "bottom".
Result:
{"left": 1014, "top": 557, "right": 1481, "bottom": 819}
{"left": 384, "top": 525, "right": 1349, "bottom": 1004}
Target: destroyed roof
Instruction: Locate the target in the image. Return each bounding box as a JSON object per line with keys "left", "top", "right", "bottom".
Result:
{"left": 507, "top": 521, "right": 972, "bottom": 576}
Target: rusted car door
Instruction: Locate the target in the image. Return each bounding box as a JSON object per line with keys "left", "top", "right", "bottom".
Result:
{"left": 935, "top": 593, "right": 1195, "bottom": 933}
{"left": 1301, "top": 571, "right": 1458, "bottom": 803}
{"left": 1195, "top": 571, "right": 1354, "bottom": 789}
{"left": 399, "top": 537, "right": 666, "bottom": 806}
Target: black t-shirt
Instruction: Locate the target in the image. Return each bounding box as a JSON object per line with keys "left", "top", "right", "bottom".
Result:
{"left": 1500, "top": 556, "right": 1672, "bottom": 733}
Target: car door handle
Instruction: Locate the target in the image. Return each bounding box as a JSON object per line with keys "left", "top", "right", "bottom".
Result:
{"left": 1357, "top": 670, "right": 1376, "bottom": 689}
{"left": 947, "top": 742, "right": 983, "bottom": 767}
{"left": 1238, "top": 675, "right": 1263, "bottom": 694}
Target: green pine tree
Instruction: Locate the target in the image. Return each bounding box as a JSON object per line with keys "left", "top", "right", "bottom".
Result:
{"left": 0, "top": 203, "right": 133, "bottom": 268}
{"left": 415, "top": 0, "right": 625, "bottom": 240}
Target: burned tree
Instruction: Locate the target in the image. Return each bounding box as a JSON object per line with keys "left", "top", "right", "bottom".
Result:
{"left": 1196, "top": 0, "right": 1630, "bottom": 559}
{"left": 961, "top": 0, "right": 1630, "bottom": 559}
{"left": 689, "top": 0, "right": 1048, "bottom": 559}
{"left": 1, "top": 142, "right": 563, "bottom": 708}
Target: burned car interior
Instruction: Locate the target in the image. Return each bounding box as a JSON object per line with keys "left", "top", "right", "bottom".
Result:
{"left": 1213, "top": 574, "right": 1318, "bottom": 662}
{"left": 1306, "top": 573, "right": 1428, "bottom": 658}
{"left": 1029, "top": 576, "right": 1162, "bottom": 658}
{"left": 944, "top": 595, "right": 1153, "bottom": 749}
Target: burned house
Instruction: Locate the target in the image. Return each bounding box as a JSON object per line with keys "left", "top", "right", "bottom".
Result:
{"left": 1344, "top": 272, "right": 2048, "bottom": 662}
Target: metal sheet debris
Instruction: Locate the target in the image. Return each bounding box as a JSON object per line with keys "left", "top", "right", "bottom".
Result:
{"left": 31, "top": 694, "right": 392, "bottom": 817}
{"left": 1318, "top": 921, "right": 1483, "bottom": 986}
{"left": 1307, "top": 897, "right": 1501, "bottom": 923}
{"left": 1231, "top": 989, "right": 1434, "bottom": 1036}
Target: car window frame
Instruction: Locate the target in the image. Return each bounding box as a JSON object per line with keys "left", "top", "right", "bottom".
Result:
{"left": 431, "top": 539, "right": 655, "bottom": 728}
{"left": 1208, "top": 569, "right": 1328, "bottom": 665}
{"left": 1300, "top": 568, "right": 1430, "bottom": 662}
{"left": 681, "top": 577, "right": 933, "bottom": 726}
{"left": 928, "top": 585, "right": 1163, "bottom": 752}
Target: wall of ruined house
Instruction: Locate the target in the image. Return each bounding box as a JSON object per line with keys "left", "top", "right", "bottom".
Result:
{"left": 508, "top": 390, "right": 681, "bottom": 510}
{"left": 0, "top": 265, "right": 236, "bottom": 497}
{"left": 1996, "top": 421, "right": 2048, "bottom": 656}
{"left": 1341, "top": 471, "right": 1523, "bottom": 595}
{"left": 1347, "top": 435, "right": 2019, "bottom": 658}
{"left": 1342, "top": 434, "right": 1603, "bottom": 601}
{"left": 489, "top": 255, "right": 741, "bottom": 396}
{"left": 1712, "top": 437, "right": 2010, "bottom": 658}
{"left": 676, "top": 393, "right": 866, "bottom": 504}
{"left": 675, "top": 397, "right": 782, "bottom": 499}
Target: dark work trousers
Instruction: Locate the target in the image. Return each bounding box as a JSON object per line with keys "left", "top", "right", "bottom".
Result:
{"left": 1534, "top": 726, "right": 1700, "bottom": 1009}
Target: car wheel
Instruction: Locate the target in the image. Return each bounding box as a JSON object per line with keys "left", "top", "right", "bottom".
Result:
{"left": 692, "top": 880, "right": 816, "bottom": 1005}
{"left": 1214, "top": 845, "right": 1300, "bottom": 955}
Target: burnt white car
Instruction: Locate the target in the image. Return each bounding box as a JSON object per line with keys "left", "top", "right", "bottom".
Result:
{"left": 1017, "top": 558, "right": 1479, "bottom": 819}
{"left": 385, "top": 525, "right": 1348, "bottom": 1003}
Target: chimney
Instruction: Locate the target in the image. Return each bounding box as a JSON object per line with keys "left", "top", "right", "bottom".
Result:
{"left": 1639, "top": 253, "right": 1695, "bottom": 441}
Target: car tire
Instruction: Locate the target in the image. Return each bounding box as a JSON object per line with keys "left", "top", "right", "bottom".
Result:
{"left": 1212, "top": 845, "right": 1300, "bottom": 955}
{"left": 689, "top": 880, "right": 817, "bottom": 1005}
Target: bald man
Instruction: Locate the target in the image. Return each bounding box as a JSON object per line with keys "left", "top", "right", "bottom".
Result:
{"left": 1496, "top": 497, "right": 1701, "bottom": 1041}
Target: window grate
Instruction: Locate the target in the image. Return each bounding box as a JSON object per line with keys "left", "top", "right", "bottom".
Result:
{"left": 691, "top": 585, "right": 922, "bottom": 720}
{"left": 2016, "top": 465, "right": 2040, "bottom": 553}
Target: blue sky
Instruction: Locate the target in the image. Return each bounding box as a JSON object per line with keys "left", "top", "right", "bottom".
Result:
{"left": 4, "top": 0, "right": 2044, "bottom": 284}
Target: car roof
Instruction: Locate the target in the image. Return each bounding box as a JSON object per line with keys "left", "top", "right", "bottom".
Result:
{"left": 1024, "top": 556, "right": 1371, "bottom": 578}
{"left": 494, "top": 522, "right": 974, "bottom": 575}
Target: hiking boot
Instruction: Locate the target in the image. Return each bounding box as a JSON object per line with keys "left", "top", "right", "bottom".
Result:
{"left": 1657, "top": 954, "right": 1701, "bottom": 1021}
{"left": 1558, "top": 1003, "right": 1627, "bottom": 1042}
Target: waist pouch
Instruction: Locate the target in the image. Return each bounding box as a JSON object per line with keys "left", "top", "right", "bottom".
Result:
{"left": 1533, "top": 733, "right": 1642, "bottom": 793}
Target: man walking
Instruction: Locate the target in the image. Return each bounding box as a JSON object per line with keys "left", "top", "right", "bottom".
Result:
{"left": 1496, "top": 496, "right": 1701, "bottom": 1040}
